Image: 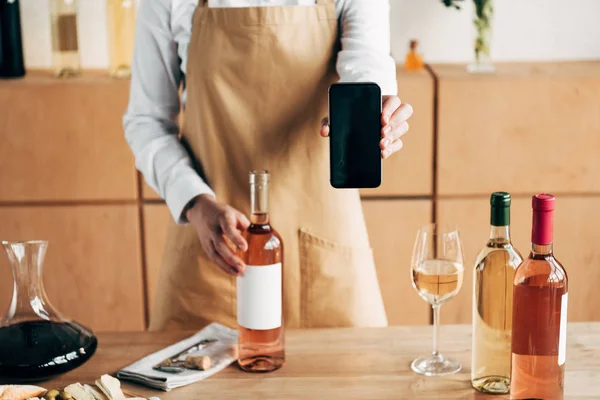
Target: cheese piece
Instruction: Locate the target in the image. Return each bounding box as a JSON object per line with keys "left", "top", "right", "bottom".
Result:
{"left": 83, "top": 385, "right": 108, "bottom": 400}
{"left": 0, "top": 385, "right": 46, "bottom": 400}
{"left": 98, "top": 375, "right": 126, "bottom": 400}
{"left": 64, "top": 383, "right": 95, "bottom": 400}
{"left": 94, "top": 380, "right": 112, "bottom": 400}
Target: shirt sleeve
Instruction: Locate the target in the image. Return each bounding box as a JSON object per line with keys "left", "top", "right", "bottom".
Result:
{"left": 336, "top": 0, "right": 398, "bottom": 96}
{"left": 123, "top": 0, "right": 215, "bottom": 224}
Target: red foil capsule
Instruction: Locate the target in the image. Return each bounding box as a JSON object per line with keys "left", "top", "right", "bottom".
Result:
{"left": 531, "top": 193, "right": 555, "bottom": 245}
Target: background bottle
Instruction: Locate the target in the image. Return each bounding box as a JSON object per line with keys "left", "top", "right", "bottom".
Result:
{"left": 511, "top": 194, "right": 568, "bottom": 400}
{"left": 404, "top": 39, "right": 424, "bottom": 71}
{"left": 237, "top": 170, "right": 285, "bottom": 372}
{"left": 49, "top": 0, "right": 80, "bottom": 77}
{"left": 0, "top": 0, "right": 26, "bottom": 78}
{"left": 106, "top": 0, "right": 136, "bottom": 78}
{"left": 471, "top": 192, "right": 522, "bottom": 394}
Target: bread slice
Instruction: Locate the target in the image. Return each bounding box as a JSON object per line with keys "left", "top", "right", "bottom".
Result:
{"left": 0, "top": 385, "right": 46, "bottom": 400}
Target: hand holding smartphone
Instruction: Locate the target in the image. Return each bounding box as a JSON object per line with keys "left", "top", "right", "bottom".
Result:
{"left": 328, "top": 82, "right": 382, "bottom": 189}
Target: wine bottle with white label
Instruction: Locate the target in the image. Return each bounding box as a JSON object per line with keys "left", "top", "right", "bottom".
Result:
{"left": 237, "top": 170, "right": 284, "bottom": 372}
{"left": 511, "top": 194, "right": 568, "bottom": 400}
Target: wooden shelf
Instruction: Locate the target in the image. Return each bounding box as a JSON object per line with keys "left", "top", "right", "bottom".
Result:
{"left": 432, "top": 60, "right": 600, "bottom": 79}
{"left": 0, "top": 69, "right": 130, "bottom": 84}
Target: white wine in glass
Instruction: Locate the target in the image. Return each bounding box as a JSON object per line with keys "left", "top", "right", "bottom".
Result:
{"left": 410, "top": 224, "right": 464, "bottom": 376}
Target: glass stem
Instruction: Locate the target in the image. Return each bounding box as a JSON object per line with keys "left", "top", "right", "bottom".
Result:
{"left": 432, "top": 305, "right": 441, "bottom": 359}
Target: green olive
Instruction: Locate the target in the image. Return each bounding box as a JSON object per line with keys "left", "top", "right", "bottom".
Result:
{"left": 58, "top": 391, "right": 74, "bottom": 400}
{"left": 44, "top": 389, "right": 60, "bottom": 400}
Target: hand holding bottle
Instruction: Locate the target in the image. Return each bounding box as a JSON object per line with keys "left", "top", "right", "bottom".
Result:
{"left": 186, "top": 194, "right": 250, "bottom": 276}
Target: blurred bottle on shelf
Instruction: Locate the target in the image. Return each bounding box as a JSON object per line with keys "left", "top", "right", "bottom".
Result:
{"left": 404, "top": 39, "right": 424, "bottom": 71}
{"left": 107, "top": 0, "right": 137, "bottom": 78}
{"left": 0, "top": 0, "right": 26, "bottom": 78}
{"left": 50, "top": 0, "right": 81, "bottom": 77}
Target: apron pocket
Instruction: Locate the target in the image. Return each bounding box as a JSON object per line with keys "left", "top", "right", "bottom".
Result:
{"left": 298, "top": 228, "right": 387, "bottom": 328}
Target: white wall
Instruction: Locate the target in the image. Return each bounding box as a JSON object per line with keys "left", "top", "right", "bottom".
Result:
{"left": 390, "top": 0, "right": 600, "bottom": 63}
{"left": 18, "top": 0, "right": 600, "bottom": 69}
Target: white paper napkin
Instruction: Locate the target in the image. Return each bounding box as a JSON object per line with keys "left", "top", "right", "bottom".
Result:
{"left": 117, "top": 323, "right": 238, "bottom": 391}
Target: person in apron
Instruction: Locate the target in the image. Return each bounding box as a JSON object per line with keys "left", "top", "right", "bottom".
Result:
{"left": 124, "top": 0, "right": 414, "bottom": 330}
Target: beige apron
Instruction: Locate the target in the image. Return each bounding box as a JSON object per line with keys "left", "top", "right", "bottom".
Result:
{"left": 149, "top": 0, "right": 387, "bottom": 331}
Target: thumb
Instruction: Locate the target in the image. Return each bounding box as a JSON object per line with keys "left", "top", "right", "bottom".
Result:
{"left": 236, "top": 210, "right": 251, "bottom": 230}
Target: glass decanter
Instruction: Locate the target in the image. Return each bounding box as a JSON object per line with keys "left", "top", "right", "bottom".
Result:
{"left": 0, "top": 241, "right": 97, "bottom": 382}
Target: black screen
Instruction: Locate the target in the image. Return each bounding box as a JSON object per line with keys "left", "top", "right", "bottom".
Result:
{"left": 329, "top": 83, "right": 382, "bottom": 188}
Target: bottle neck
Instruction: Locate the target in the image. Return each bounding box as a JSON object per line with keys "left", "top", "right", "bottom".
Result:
{"left": 531, "top": 209, "right": 554, "bottom": 248}
{"left": 489, "top": 225, "right": 510, "bottom": 244}
{"left": 489, "top": 197, "right": 510, "bottom": 244}
{"left": 531, "top": 242, "right": 553, "bottom": 256}
{"left": 250, "top": 181, "right": 269, "bottom": 225}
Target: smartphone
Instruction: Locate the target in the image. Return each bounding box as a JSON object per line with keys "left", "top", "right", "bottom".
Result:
{"left": 328, "top": 82, "right": 382, "bottom": 189}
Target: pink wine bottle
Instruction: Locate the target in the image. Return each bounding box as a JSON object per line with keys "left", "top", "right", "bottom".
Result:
{"left": 510, "top": 194, "right": 568, "bottom": 400}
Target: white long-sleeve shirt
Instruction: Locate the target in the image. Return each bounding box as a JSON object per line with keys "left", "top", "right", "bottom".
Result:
{"left": 124, "top": 0, "right": 398, "bottom": 223}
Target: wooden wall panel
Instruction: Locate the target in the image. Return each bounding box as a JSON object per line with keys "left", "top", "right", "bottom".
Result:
{"left": 0, "top": 205, "right": 145, "bottom": 331}
{"left": 142, "top": 205, "right": 171, "bottom": 315}
{"left": 435, "top": 62, "right": 600, "bottom": 196}
{"left": 438, "top": 196, "right": 600, "bottom": 324}
{"left": 0, "top": 73, "right": 137, "bottom": 201}
{"left": 362, "top": 69, "right": 434, "bottom": 197}
{"left": 142, "top": 182, "right": 161, "bottom": 200}
{"left": 363, "top": 200, "right": 432, "bottom": 325}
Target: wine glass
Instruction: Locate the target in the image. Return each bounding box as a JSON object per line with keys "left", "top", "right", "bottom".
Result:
{"left": 410, "top": 223, "right": 465, "bottom": 376}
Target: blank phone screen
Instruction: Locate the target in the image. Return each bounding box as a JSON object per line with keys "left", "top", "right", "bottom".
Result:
{"left": 329, "top": 83, "right": 382, "bottom": 188}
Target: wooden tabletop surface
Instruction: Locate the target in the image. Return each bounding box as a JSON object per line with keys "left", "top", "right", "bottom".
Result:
{"left": 40, "top": 323, "right": 600, "bottom": 400}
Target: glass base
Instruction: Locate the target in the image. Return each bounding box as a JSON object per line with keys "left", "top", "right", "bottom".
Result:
{"left": 410, "top": 354, "right": 461, "bottom": 376}
{"left": 109, "top": 65, "right": 132, "bottom": 79}
{"left": 467, "top": 62, "right": 495, "bottom": 74}
{"left": 54, "top": 67, "right": 81, "bottom": 78}
{"left": 472, "top": 375, "right": 510, "bottom": 394}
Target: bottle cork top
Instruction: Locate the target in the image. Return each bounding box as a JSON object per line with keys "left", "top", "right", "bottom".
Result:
{"left": 490, "top": 192, "right": 511, "bottom": 207}
{"left": 490, "top": 192, "right": 511, "bottom": 226}
{"left": 532, "top": 193, "right": 555, "bottom": 211}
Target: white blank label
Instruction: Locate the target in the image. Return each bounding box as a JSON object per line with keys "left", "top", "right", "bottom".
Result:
{"left": 558, "top": 292, "right": 568, "bottom": 365}
{"left": 237, "top": 263, "right": 282, "bottom": 330}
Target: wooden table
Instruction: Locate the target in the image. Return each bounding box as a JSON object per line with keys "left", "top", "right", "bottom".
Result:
{"left": 43, "top": 323, "right": 600, "bottom": 399}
